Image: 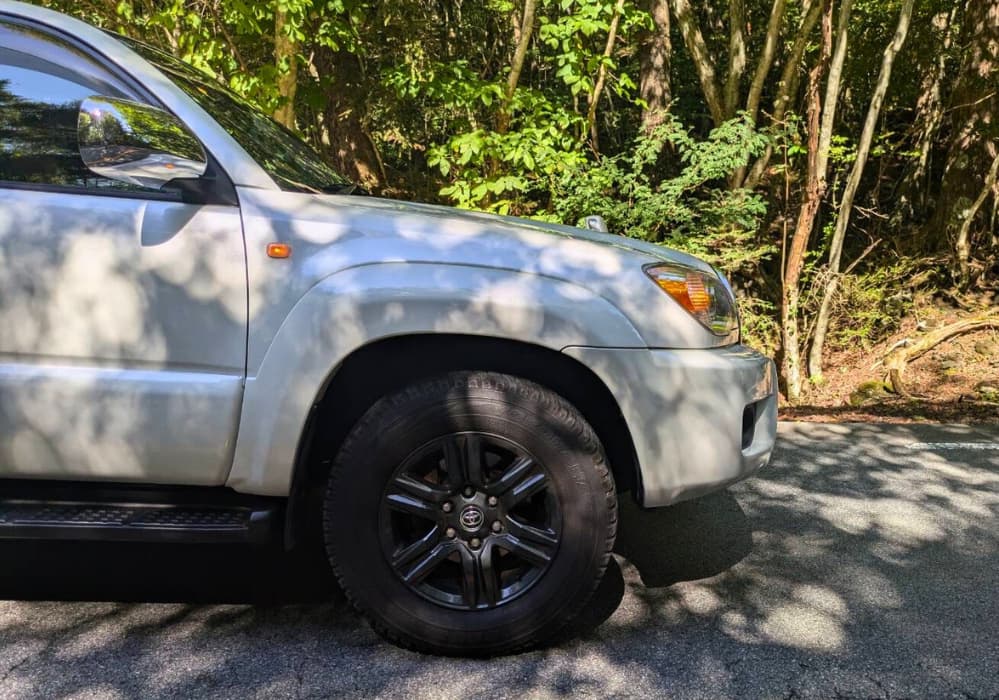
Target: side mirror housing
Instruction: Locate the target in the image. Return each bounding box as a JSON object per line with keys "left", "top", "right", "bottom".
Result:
{"left": 78, "top": 96, "right": 207, "bottom": 190}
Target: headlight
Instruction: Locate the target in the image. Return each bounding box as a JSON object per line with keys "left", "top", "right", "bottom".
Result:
{"left": 644, "top": 262, "right": 739, "bottom": 337}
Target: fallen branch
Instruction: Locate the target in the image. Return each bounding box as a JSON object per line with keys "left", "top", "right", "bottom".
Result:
{"left": 958, "top": 395, "right": 999, "bottom": 408}
{"left": 883, "top": 311, "right": 999, "bottom": 396}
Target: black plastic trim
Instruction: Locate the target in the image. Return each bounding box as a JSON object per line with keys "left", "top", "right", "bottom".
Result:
{"left": 0, "top": 180, "right": 183, "bottom": 203}
{"left": 0, "top": 480, "right": 282, "bottom": 544}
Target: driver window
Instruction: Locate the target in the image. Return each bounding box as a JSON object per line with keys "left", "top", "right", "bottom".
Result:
{"left": 0, "top": 21, "right": 158, "bottom": 193}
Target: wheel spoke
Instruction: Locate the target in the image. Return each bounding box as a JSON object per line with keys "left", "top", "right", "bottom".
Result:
{"left": 459, "top": 545, "right": 500, "bottom": 608}
{"left": 505, "top": 514, "right": 559, "bottom": 548}
{"left": 401, "top": 541, "right": 455, "bottom": 584}
{"left": 391, "top": 525, "right": 441, "bottom": 569}
{"left": 385, "top": 492, "right": 438, "bottom": 521}
{"left": 488, "top": 456, "right": 534, "bottom": 496}
{"left": 462, "top": 434, "right": 484, "bottom": 488}
{"left": 507, "top": 472, "right": 548, "bottom": 507}
{"left": 495, "top": 532, "right": 555, "bottom": 568}
{"left": 390, "top": 474, "right": 450, "bottom": 504}
{"left": 442, "top": 434, "right": 484, "bottom": 489}
{"left": 478, "top": 543, "right": 501, "bottom": 607}
{"left": 459, "top": 549, "right": 479, "bottom": 608}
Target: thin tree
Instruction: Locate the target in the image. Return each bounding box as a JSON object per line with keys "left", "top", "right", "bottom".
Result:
{"left": 782, "top": 0, "right": 859, "bottom": 402}
{"left": 273, "top": 5, "right": 298, "bottom": 130}
{"left": 745, "top": 0, "right": 788, "bottom": 126}
{"left": 586, "top": 0, "right": 626, "bottom": 151}
{"left": 497, "top": 0, "right": 538, "bottom": 135}
{"left": 670, "top": 0, "right": 725, "bottom": 125}
{"left": 808, "top": 0, "right": 916, "bottom": 381}
{"left": 723, "top": 0, "right": 747, "bottom": 119}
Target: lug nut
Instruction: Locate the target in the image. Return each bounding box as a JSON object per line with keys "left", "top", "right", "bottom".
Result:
{"left": 442, "top": 502, "right": 453, "bottom": 513}
{"left": 487, "top": 496, "right": 498, "bottom": 507}
{"left": 445, "top": 527, "right": 456, "bottom": 539}
{"left": 469, "top": 537, "right": 481, "bottom": 549}
{"left": 491, "top": 521, "right": 502, "bottom": 533}
{"left": 463, "top": 486, "right": 475, "bottom": 498}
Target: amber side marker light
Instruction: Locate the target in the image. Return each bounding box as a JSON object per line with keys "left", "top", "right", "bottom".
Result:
{"left": 267, "top": 243, "right": 292, "bottom": 259}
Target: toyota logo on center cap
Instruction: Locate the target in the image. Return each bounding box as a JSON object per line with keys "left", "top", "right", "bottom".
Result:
{"left": 459, "top": 506, "right": 484, "bottom": 531}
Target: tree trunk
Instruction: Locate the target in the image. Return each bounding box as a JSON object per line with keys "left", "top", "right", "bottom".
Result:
{"left": 322, "top": 51, "right": 383, "bottom": 189}
{"left": 639, "top": 0, "right": 672, "bottom": 134}
{"left": 786, "top": 0, "right": 851, "bottom": 390}
{"left": 955, "top": 151, "right": 999, "bottom": 282}
{"left": 808, "top": 0, "right": 915, "bottom": 381}
{"left": 273, "top": 6, "right": 298, "bottom": 130}
{"left": 729, "top": 0, "right": 787, "bottom": 187}
{"left": 745, "top": 0, "right": 788, "bottom": 126}
{"left": 781, "top": 0, "right": 833, "bottom": 404}
{"left": 670, "top": 0, "right": 725, "bottom": 126}
{"left": 893, "top": 8, "right": 957, "bottom": 224}
{"left": 586, "top": 0, "right": 626, "bottom": 152}
{"left": 497, "top": 0, "right": 537, "bottom": 135}
{"left": 723, "top": 0, "right": 747, "bottom": 119}
{"left": 816, "top": 0, "right": 854, "bottom": 190}
{"left": 926, "top": 0, "right": 999, "bottom": 274}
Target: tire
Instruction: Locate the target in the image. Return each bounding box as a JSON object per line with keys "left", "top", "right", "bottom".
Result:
{"left": 323, "top": 371, "right": 617, "bottom": 656}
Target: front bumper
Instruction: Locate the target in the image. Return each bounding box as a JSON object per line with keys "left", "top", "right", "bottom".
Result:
{"left": 562, "top": 345, "right": 778, "bottom": 507}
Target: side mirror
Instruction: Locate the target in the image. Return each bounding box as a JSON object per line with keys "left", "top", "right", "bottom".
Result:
{"left": 581, "top": 214, "right": 610, "bottom": 233}
{"left": 78, "top": 96, "right": 207, "bottom": 190}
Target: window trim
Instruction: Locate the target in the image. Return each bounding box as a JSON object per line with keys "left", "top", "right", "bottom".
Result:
{"left": 0, "top": 180, "right": 184, "bottom": 203}
{"left": 0, "top": 14, "right": 239, "bottom": 206}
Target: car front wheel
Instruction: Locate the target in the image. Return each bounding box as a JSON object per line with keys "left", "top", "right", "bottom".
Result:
{"left": 323, "top": 371, "right": 617, "bottom": 656}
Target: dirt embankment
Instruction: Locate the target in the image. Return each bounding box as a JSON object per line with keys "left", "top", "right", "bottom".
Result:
{"left": 780, "top": 302, "right": 999, "bottom": 424}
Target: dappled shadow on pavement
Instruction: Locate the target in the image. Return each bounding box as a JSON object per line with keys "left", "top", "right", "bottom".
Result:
{"left": 0, "top": 422, "right": 997, "bottom": 698}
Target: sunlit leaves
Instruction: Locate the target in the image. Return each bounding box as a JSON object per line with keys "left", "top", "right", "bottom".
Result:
{"left": 546, "top": 113, "right": 774, "bottom": 272}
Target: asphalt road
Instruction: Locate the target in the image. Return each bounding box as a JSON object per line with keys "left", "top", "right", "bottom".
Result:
{"left": 1, "top": 422, "right": 997, "bottom": 699}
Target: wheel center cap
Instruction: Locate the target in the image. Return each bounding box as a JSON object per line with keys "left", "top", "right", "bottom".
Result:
{"left": 459, "top": 505, "right": 484, "bottom": 532}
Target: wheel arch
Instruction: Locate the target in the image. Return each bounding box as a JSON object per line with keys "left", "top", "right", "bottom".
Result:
{"left": 283, "top": 333, "right": 640, "bottom": 548}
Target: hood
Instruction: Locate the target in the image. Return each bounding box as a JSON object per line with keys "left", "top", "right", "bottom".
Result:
{"left": 237, "top": 189, "right": 729, "bottom": 351}
{"left": 336, "top": 195, "right": 716, "bottom": 274}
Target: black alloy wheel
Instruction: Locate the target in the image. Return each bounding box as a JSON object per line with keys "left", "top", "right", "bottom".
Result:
{"left": 323, "top": 371, "right": 617, "bottom": 656}
{"left": 379, "top": 432, "right": 561, "bottom": 611}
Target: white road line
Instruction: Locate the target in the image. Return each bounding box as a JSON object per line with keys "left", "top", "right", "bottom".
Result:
{"left": 906, "top": 442, "right": 999, "bottom": 450}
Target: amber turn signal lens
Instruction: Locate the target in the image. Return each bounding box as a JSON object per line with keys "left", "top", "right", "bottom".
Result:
{"left": 651, "top": 272, "right": 711, "bottom": 314}
{"left": 267, "top": 243, "right": 292, "bottom": 259}
{"left": 644, "top": 262, "right": 739, "bottom": 336}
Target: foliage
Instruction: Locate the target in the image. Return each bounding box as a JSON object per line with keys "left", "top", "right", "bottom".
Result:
{"left": 538, "top": 0, "right": 646, "bottom": 100}
{"left": 816, "top": 259, "right": 921, "bottom": 351}
{"left": 424, "top": 87, "right": 588, "bottom": 214}
{"left": 738, "top": 297, "right": 781, "bottom": 358}
{"left": 544, "top": 114, "right": 773, "bottom": 272}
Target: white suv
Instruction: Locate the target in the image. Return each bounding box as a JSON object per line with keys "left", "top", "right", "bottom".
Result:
{"left": 0, "top": 1, "right": 777, "bottom": 655}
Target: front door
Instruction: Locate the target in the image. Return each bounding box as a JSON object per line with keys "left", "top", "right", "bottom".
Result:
{"left": 0, "top": 20, "right": 247, "bottom": 485}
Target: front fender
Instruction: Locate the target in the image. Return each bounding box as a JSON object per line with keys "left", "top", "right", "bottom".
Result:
{"left": 226, "top": 262, "right": 644, "bottom": 495}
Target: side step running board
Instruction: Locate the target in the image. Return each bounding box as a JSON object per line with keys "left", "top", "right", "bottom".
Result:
{"left": 0, "top": 500, "right": 278, "bottom": 544}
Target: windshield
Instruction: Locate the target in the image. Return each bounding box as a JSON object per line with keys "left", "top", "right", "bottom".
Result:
{"left": 112, "top": 34, "right": 353, "bottom": 194}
